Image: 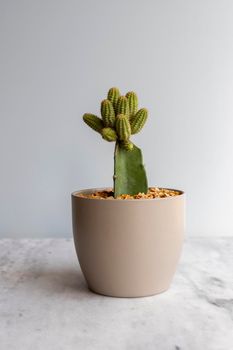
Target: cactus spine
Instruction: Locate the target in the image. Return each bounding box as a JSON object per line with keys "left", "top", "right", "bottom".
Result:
{"left": 130, "top": 108, "right": 148, "bottom": 134}
{"left": 126, "top": 91, "right": 138, "bottom": 118}
{"left": 83, "top": 113, "right": 103, "bottom": 133}
{"left": 101, "top": 127, "right": 117, "bottom": 142}
{"left": 116, "top": 114, "right": 131, "bottom": 141}
{"left": 116, "top": 96, "right": 130, "bottom": 117}
{"left": 107, "top": 87, "right": 120, "bottom": 110}
{"left": 101, "top": 99, "right": 115, "bottom": 127}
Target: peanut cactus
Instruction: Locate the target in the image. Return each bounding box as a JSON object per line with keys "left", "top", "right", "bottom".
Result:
{"left": 82, "top": 87, "right": 148, "bottom": 197}
{"left": 107, "top": 87, "right": 120, "bottom": 110}
{"left": 126, "top": 91, "right": 138, "bottom": 118}
{"left": 115, "top": 114, "right": 131, "bottom": 141}
{"left": 116, "top": 96, "right": 130, "bottom": 117}
{"left": 83, "top": 113, "right": 103, "bottom": 133}
{"left": 101, "top": 99, "right": 115, "bottom": 127}
{"left": 131, "top": 108, "right": 148, "bottom": 134}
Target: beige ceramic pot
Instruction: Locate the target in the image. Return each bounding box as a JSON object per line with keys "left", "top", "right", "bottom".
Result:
{"left": 72, "top": 188, "right": 185, "bottom": 298}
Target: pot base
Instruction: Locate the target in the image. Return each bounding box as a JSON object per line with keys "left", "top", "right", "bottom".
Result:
{"left": 87, "top": 285, "right": 170, "bottom": 298}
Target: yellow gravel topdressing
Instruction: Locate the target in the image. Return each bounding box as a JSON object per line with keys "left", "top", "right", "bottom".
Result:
{"left": 77, "top": 187, "right": 181, "bottom": 200}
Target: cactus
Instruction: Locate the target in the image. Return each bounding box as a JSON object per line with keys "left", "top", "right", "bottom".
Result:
{"left": 107, "top": 87, "right": 120, "bottom": 110}
{"left": 82, "top": 88, "right": 149, "bottom": 197}
{"left": 116, "top": 96, "right": 130, "bottom": 117}
{"left": 131, "top": 108, "right": 148, "bottom": 134}
{"left": 101, "top": 127, "right": 117, "bottom": 142}
{"left": 126, "top": 91, "right": 138, "bottom": 118}
{"left": 115, "top": 114, "right": 131, "bottom": 141}
{"left": 83, "top": 113, "right": 103, "bottom": 133}
{"left": 101, "top": 99, "right": 115, "bottom": 127}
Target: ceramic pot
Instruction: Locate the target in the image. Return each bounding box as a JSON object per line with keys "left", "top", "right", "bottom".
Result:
{"left": 72, "top": 188, "right": 185, "bottom": 298}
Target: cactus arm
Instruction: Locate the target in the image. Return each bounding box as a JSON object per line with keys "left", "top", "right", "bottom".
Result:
{"left": 126, "top": 91, "right": 138, "bottom": 118}
{"left": 113, "top": 142, "right": 148, "bottom": 197}
{"left": 83, "top": 113, "right": 103, "bottom": 133}
{"left": 115, "top": 114, "right": 131, "bottom": 141}
{"left": 116, "top": 96, "right": 130, "bottom": 117}
{"left": 130, "top": 108, "right": 148, "bottom": 134}
{"left": 107, "top": 87, "right": 120, "bottom": 110}
{"left": 101, "top": 99, "right": 115, "bottom": 127}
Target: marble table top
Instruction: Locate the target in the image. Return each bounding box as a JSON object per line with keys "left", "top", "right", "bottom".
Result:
{"left": 0, "top": 238, "right": 232, "bottom": 350}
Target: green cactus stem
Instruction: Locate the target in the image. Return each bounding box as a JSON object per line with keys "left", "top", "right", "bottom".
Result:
{"left": 83, "top": 113, "right": 103, "bottom": 133}
{"left": 126, "top": 91, "right": 138, "bottom": 118}
{"left": 107, "top": 87, "right": 120, "bottom": 110}
{"left": 114, "top": 142, "right": 148, "bottom": 197}
{"left": 130, "top": 108, "right": 148, "bottom": 134}
{"left": 101, "top": 99, "right": 115, "bottom": 127}
{"left": 101, "top": 127, "right": 117, "bottom": 142}
{"left": 116, "top": 96, "right": 130, "bottom": 117}
{"left": 115, "top": 114, "right": 131, "bottom": 141}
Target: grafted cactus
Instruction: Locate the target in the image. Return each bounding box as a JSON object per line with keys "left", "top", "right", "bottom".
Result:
{"left": 82, "top": 87, "right": 149, "bottom": 197}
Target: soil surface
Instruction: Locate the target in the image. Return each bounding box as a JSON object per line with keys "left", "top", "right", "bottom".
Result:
{"left": 77, "top": 187, "right": 181, "bottom": 200}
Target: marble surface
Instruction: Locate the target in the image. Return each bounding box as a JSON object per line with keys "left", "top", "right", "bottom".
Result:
{"left": 0, "top": 238, "right": 232, "bottom": 350}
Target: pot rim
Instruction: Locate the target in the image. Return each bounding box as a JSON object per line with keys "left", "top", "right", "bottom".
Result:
{"left": 72, "top": 187, "right": 185, "bottom": 202}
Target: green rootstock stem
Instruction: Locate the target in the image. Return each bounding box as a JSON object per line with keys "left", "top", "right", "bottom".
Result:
{"left": 113, "top": 142, "right": 148, "bottom": 198}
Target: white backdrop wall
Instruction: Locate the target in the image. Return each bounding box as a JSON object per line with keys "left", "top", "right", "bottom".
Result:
{"left": 1, "top": 0, "right": 233, "bottom": 237}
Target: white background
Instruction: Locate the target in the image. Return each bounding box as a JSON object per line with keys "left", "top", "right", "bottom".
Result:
{"left": 1, "top": 0, "right": 233, "bottom": 237}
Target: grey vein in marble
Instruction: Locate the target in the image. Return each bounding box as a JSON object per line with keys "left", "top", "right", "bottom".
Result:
{"left": 0, "top": 238, "right": 233, "bottom": 350}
